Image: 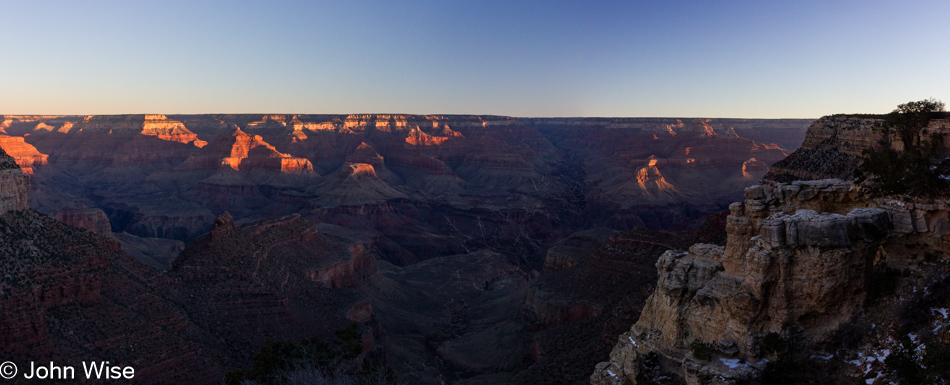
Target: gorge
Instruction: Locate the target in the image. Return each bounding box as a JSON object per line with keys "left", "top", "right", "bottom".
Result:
{"left": 0, "top": 114, "right": 816, "bottom": 384}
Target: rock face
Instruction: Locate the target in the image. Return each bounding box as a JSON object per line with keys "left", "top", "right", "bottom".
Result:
{"left": 0, "top": 147, "right": 29, "bottom": 213}
{"left": 0, "top": 135, "right": 48, "bottom": 175}
{"left": 210, "top": 211, "right": 235, "bottom": 240}
{"left": 764, "top": 116, "right": 881, "bottom": 182}
{"left": 591, "top": 115, "right": 950, "bottom": 385}
{"left": 53, "top": 207, "right": 112, "bottom": 236}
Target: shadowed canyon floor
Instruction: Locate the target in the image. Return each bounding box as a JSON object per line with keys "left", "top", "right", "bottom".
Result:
{"left": 0, "top": 114, "right": 811, "bottom": 384}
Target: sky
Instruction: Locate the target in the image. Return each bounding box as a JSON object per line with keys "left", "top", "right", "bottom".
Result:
{"left": 1, "top": 0, "right": 948, "bottom": 118}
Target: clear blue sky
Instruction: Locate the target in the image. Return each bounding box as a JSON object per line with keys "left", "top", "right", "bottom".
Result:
{"left": 1, "top": 0, "right": 947, "bottom": 118}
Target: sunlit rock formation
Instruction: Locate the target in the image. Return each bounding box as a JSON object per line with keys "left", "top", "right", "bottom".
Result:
{"left": 72, "top": 114, "right": 207, "bottom": 147}
{"left": 0, "top": 135, "right": 48, "bottom": 175}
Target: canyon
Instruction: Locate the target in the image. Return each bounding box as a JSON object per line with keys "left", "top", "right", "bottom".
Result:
{"left": 0, "top": 114, "right": 812, "bottom": 384}
{"left": 0, "top": 114, "right": 808, "bottom": 265}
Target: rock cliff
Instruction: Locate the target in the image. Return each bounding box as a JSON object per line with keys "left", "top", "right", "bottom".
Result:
{"left": 0, "top": 135, "right": 48, "bottom": 175}
{"left": 592, "top": 115, "right": 950, "bottom": 385}
{"left": 0, "top": 147, "right": 29, "bottom": 213}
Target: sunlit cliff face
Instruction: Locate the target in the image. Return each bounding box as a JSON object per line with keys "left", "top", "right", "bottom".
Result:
{"left": 0, "top": 136, "right": 47, "bottom": 175}
{"left": 68, "top": 115, "right": 209, "bottom": 147}
{"left": 636, "top": 157, "right": 675, "bottom": 192}
{"left": 742, "top": 157, "right": 766, "bottom": 179}
{"left": 405, "top": 127, "right": 452, "bottom": 146}
{"left": 219, "top": 128, "right": 313, "bottom": 173}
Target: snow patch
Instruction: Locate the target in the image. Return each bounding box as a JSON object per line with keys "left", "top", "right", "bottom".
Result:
{"left": 720, "top": 358, "right": 745, "bottom": 369}
{"left": 931, "top": 307, "right": 949, "bottom": 319}
{"left": 873, "top": 349, "right": 890, "bottom": 362}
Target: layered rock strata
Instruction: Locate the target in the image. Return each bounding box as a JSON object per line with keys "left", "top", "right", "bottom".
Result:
{"left": 0, "top": 147, "right": 29, "bottom": 213}
{"left": 0, "top": 135, "right": 48, "bottom": 175}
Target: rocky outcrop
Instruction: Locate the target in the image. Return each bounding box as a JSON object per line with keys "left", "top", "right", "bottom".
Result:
{"left": 0, "top": 147, "right": 29, "bottom": 213}
{"left": 210, "top": 211, "right": 235, "bottom": 240}
{"left": 591, "top": 181, "right": 897, "bottom": 384}
{"left": 765, "top": 116, "right": 950, "bottom": 183}
{"left": 591, "top": 116, "right": 950, "bottom": 385}
{"left": 764, "top": 116, "right": 882, "bottom": 182}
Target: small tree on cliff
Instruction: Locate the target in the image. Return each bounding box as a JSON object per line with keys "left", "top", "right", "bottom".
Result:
{"left": 856, "top": 98, "right": 948, "bottom": 197}
{"left": 888, "top": 97, "right": 945, "bottom": 149}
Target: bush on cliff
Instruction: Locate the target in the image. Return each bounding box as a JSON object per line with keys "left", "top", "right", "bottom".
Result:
{"left": 855, "top": 98, "right": 949, "bottom": 198}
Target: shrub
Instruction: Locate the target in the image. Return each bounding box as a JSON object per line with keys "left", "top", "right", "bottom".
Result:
{"left": 760, "top": 357, "right": 801, "bottom": 385}
{"left": 689, "top": 339, "right": 713, "bottom": 361}
{"left": 865, "top": 261, "right": 900, "bottom": 304}
{"left": 761, "top": 332, "right": 787, "bottom": 355}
